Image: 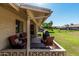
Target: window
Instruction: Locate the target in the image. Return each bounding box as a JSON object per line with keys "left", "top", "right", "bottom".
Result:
{"left": 16, "top": 20, "right": 23, "bottom": 33}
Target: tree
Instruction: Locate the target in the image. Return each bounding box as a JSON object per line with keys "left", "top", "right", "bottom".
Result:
{"left": 65, "top": 24, "right": 69, "bottom": 27}
{"left": 48, "top": 21, "right": 53, "bottom": 28}
{"left": 42, "top": 23, "right": 48, "bottom": 28}
{"left": 65, "top": 24, "right": 69, "bottom": 30}
{"left": 42, "top": 21, "right": 53, "bottom": 29}
{"left": 70, "top": 23, "right": 74, "bottom": 25}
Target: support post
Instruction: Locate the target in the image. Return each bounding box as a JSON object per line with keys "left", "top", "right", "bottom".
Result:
{"left": 36, "top": 25, "right": 39, "bottom": 37}
{"left": 27, "top": 17, "right": 30, "bottom": 56}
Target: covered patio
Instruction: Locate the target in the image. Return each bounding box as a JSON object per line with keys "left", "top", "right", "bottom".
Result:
{"left": 0, "top": 3, "right": 66, "bottom": 56}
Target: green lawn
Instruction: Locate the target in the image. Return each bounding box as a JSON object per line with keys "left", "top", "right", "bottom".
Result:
{"left": 49, "top": 29, "right": 79, "bottom": 56}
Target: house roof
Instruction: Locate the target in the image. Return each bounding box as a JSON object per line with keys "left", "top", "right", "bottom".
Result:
{"left": 16, "top": 3, "right": 52, "bottom": 13}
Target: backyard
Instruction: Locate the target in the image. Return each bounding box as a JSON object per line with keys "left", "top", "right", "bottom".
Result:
{"left": 49, "top": 29, "right": 79, "bottom": 56}
{"left": 38, "top": 29, "right": 79, "bottom": 56}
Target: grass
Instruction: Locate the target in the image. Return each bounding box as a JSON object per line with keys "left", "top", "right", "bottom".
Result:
{"left": 49, "top": 29, "right": 79, "bottom": 56}
{"left": 38, "top": 29, "right": 79, "bottom": 56}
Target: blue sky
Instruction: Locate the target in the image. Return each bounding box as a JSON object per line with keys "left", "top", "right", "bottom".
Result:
{"left": 29, "top": 3, "right": 79, "bottom": 26}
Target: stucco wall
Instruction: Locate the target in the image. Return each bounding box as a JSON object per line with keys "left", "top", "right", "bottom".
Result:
{"left": 0, "top": 6, "right": 27, "bottom": 50}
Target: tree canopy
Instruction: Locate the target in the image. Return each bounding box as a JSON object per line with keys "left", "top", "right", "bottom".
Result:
{"left": 42, "top": 21, "right": 53, "bottom": 28}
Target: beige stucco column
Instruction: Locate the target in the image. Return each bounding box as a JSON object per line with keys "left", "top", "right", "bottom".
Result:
{"left": 27, "top": 17, "right": 30, "bottom": 56}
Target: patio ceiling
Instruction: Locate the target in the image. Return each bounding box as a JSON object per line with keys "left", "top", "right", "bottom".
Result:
{"left": 1, "top": 3, "right": 52, "bottom": 27}
{"left": 19, "top": 4, "right": 52, "bottom": 27}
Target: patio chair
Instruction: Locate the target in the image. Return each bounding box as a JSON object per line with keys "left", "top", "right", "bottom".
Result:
{"left": 8, "top": 33, "right": 27, "bottom": 49}
{"left": 45, "top": 36, "right": 54, "bottom": 46}
{"left": 8, "top": 35, "right": 19, "bottom": 49}
{"left": 19, "top": 32, "right": 27, "bottom": 48}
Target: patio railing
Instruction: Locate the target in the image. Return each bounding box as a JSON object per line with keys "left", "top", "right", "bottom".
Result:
{"left": 0, "top": 40, "right": 66, "bottom": 56}
{"left": 29, "top": 40, "right": 66, "bottom": 56}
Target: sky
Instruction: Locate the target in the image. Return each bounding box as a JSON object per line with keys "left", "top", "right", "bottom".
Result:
{"left": 29, "top": 3, "right": 79, "bottom": 26}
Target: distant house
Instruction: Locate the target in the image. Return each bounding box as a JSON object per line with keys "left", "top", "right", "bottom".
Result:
{"left": 68, "top": 24, "right": 79, "bottom": 30}
{"left": 60, "top": 24, "right": 79, "bottom": 30}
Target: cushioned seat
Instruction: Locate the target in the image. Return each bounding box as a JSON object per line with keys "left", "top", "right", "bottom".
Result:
{"left": 8, "top": 35, "right": 19, "bottom": 49}
{"left": 8, "top": 32, "right": 27, "bottom": 49}
{"left": 45, "top": 36, "right": 54, "bottom": 46}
